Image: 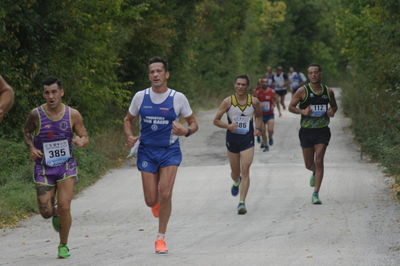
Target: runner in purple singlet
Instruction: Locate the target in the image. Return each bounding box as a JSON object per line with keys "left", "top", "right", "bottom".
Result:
{"left": 23, "top": 78, "right": 89, "bottom": 259}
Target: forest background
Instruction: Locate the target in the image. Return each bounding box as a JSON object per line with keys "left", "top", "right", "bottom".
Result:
{"left": 0, "top": 0, "right": 399, "bottom": 227}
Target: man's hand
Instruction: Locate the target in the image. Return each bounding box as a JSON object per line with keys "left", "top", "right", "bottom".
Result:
{"left": 29, "top": 147, "right": 43, "bottom": 161}
{"left": 327, "top": 108, "right": 336, "bottom": 117}
{"left": 301, "top": 106, "right": 312, "bottom": 116}
{"left": 72, "top": 136, "right": 87, "bottom": 147}
{"left": 172, "top": 121, "right": 189, "bottom": 136}
{"left": 127, "top": 135, "right": 139, "bottom": 148}
{"left": 254, "top": 128, "right": 262, "bottom": 136}
{"left": 227, "top": 123, "right": 238, "bottom": 133}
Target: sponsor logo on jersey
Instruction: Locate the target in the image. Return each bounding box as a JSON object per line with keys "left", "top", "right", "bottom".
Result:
{"left": 151, "top": 124, "right": 158, "bottom": 131}
{"left": 60, "top": 121, "right": 69, "bottom": 131}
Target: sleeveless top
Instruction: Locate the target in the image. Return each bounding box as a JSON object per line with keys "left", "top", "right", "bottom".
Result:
{"left": 299, "top": 83, "right": 331, "bottom": 128}
{"left": 226, "top": 94, "right": 254, "bottom": 135}
{"left": 139, "top": 88, "right": 177, "bottom": 147}
{"left": 255, "top": 88, "right": 274, "bottom": 115}
{"left": 273, "top": 73, "right": 287, "bottom": 91}
{"left": 33, "top": 105, "right": 73, "bottom": 167}
{"left": 290, "top": 72, "right": 304, "bottom": 90}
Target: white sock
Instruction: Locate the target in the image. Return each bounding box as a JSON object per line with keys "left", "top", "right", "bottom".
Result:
{"left": 157, "top": 233, "right": 165, "bottom": 239}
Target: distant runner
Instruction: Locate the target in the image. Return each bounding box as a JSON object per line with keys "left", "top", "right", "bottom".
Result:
{"left": 288, "top": 67, "right": 307, "bottom": 96}
{"left": 288, "top": 64, "right": 338, "bottom": 204}
{"left": 23, "top": 78, "right": 89, "bottom": 258}
{"left": 254, "top": 77, "right": 281, "bottom": 151}
{"left": 273, "top": 66, "right": 289, "bottom": 109}
{"left": 213, "top": 75, "right": 263, "bottom": 214}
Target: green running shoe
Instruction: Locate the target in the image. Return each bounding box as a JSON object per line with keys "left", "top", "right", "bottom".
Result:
{"left": 58, "top": 244, "right": 70, "bottom": 258}
{"left": 231, "top": 177, "right": 241, "bottom": 197}
{"left": 309, "top": 173, "right": 315, "bottom": 187}
{"left": 312, "top": 192, "right": 322, "bottom": 205}
{"left": 237, "top": 202, "right": 247, "bottom": 215}
{"left": 52, "top": 216, "right": 61, "bottom": 232}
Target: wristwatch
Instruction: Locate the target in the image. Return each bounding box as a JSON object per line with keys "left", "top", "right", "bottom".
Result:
{"left": 185, "top": 128, "right": 192, "bottom": 137}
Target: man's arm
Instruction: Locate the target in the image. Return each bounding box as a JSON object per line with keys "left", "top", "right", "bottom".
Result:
{"left": 327, "top": 88, "right": 338, "bottom": 117}
{"left": 71, "top": 109, "right": 89, "bottom": 147}
{"left": 213, "top": 97, "right": 236, "bottom": 132}
{"left": 252, "top": 97, "right": 263, "bottom": 136}
{"left": 23, "top": 109, "right": 43, "bottom": 160}
{"left": 288, "top": 87, "right": 311, "bottom": 116}
{"left": 124, "top": 112, "right": 139, "bottom": 147}
{"left": 0, "top": 75, "right": 15, "bottom": 122}
{"left": 172, "top": 114, "right": 199, "bottom": 136}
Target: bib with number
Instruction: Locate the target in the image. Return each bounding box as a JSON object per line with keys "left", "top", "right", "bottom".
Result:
{"left": 261, "top": 101, "right": 271, "bottom": 112}
{"left": 233, "top": 116, "right": 250, "bottom": 135}
{"left": 310, "top": 104, "right": 327, "bottom": 117}
{"left": 43, "top": 139, "right": 71, "bottom": 167}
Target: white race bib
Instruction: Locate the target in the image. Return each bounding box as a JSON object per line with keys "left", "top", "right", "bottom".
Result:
{"left": 233, "top": 116, "right": 250, "bottom": 135}
{"left": 261, "top": 101, "right": 271, "bottom": 112}
{"left": 310, "top": 104, "right": 327, "bottom": 117}
{"left": 43, "top": 139, "right": 71, "bottom": 167}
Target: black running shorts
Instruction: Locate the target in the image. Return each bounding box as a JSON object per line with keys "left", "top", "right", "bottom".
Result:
{"left": 275, "top": 89, "right": 287, "bottom": 96}
{"left": 226, "top": 131, "right": 254, "bottom": 153}
{"left": 299, "top": 127, "right": 331, "bottom": 148}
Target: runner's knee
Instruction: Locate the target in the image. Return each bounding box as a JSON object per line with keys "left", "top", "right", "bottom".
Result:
{"left": 145, "top": 198, "right": 158, "bottom": 207}
{"left": 38, "top": 204, "right": 53, "bottom": 219}
{"left": 57, "top": 201, "right": 71, "bottom": 214}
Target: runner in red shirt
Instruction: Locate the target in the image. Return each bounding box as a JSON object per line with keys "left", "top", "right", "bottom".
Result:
{"left": 254, "top": 78, "right": 281, "bottom": 151}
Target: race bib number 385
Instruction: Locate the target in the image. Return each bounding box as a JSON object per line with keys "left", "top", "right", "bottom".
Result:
{"left": 43, "top": 139, "right": 71, "bottom": 167}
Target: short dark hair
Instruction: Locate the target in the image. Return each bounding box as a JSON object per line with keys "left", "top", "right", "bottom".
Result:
{"left": 148, "top": 56, "right": 169, "bottom": 72}
{"left": 42, "top": 78, "right": 62, "bottom": 89}
{"left": 308, "top": 63, "right": 322, "bottom": 72}
{"left": 235, "top": 74, "right": 250, "bottom": 86}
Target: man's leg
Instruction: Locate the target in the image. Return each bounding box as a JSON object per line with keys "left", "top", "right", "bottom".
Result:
{"left": 238, "top": 147, "right": 254, "bottom": 202}
{"left": 302, "top": 147, "right": 315, "bottom": 173}
{"left": 313, "top": 144, "right": 328, "bottom": 193}
{"left": 281, "top": 94, "right": 286, "bottom": 109}
{"left": 261, "top": 122, "right": 268, "bottom": 147}
{"left": 141, "top": 171, "right": 160, "bottom": 208}
{"left": 267, "top": 118, "right": 274, "bottom": 145}
{"left": 157, "top": 165, "right": 178, "bottom": 235}
{"left": 36, "top": 185, "right": 56, "bottom": 219}
{"left": 227, "top": 151, "right": 241, "bottom": 184}
{"left": 56, "top": 178, "right": 74, "bottom": 245}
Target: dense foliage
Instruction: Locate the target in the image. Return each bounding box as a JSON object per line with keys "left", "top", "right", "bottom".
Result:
{"left": 337, "top": 0, "right": 400, "bottom": 174}
{"left": 1, "top": 0, "right": 345, "bottom": 139}
{"left": 0, "top": 0, "right": 399, "bottom": 226}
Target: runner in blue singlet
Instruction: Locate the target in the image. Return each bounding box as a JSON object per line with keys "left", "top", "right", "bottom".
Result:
{"left": 124, "top": 57, "right": 198, "bottom": 254}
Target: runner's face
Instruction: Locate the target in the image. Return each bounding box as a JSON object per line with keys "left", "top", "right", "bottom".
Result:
{"left": 307, "top": 66, "right": 322, "bottom": 84}
{"left": 234, "top": 78, "right": 248, "bottom": 95}
{"left": 149, "top": 62, "right": 169, "bottom": 89}
{"left": 43, "top": 84, "right": 63, "bottom": 109}
{"left": 261, "top": 78, "right": 268, "bottom": 89}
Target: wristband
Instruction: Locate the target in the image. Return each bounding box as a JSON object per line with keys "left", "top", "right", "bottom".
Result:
{"left": 185, "top": 128, "right": 192, "bottom": 137}
{"left": 256, "top": 128, "right": 263, "bottom": 131}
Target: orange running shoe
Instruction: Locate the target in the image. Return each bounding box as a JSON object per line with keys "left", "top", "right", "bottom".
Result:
{"left": 151, "top": 202, "right": 160, "bottom": 218}
{"left": 155, "top": 238, "right": 168, "bottom": 254}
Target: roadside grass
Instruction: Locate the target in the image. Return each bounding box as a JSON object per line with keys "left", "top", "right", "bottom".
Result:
{"left": 342, "top": 80, "right": 400, "bottom": 195}
{"left": 0, "top": 129, "right": 129, "bottom": 229}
